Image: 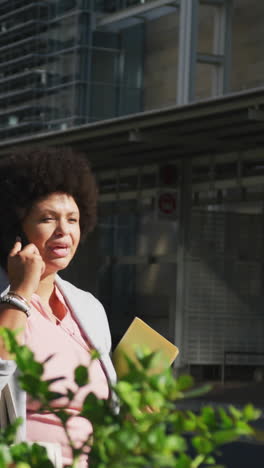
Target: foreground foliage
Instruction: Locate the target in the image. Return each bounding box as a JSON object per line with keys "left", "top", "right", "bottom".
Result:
{"left": 0, "top": 328, "right": 261, "bottom": 468}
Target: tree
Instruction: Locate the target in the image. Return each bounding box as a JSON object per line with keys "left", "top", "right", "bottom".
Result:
{"left": 0, "top": 328, "right": 261, "bottom": 468}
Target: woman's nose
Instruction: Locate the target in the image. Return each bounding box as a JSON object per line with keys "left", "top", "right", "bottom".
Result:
{"left": 54, "top": 219, "right": 69, "bottom": 236}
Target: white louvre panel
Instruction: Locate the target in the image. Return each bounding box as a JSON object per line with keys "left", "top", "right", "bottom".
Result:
{"left": 184, "top": 210, "right": 264, "bottom": 365}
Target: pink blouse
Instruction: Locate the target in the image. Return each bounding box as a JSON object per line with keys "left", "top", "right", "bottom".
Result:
{"left": 25, "top": 286, "right": 109, "bottom": 467}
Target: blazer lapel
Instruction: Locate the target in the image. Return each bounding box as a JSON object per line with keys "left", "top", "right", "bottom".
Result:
{"left": 55, "top": 276, "right": 118, "bottom": 388}
{"left": 55, "top": 276, "right": 105, "bottom": 354}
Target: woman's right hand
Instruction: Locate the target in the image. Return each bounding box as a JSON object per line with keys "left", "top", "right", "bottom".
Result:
{"left": 7, "top": 239, "right": 45, "bottom": 301}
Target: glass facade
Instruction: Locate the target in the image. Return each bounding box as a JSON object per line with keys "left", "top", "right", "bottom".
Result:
{"left": 0, "top": 0, "right": 144, "bottom": 141}
{"left": 95, "top": 1, "right": 151, "bottom": 13}
{"left": 98, "top": 197, "right": 178, "bottom": 346}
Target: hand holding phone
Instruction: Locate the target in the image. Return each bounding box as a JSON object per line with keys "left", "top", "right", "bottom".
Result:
{"left": 7, "top": 234, "right": 45, "bottom": 301}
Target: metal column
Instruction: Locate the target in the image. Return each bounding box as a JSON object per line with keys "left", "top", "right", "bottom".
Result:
{"left": 173, "top": 159, "right": 192, "bottom": 367}
{"left": 177, "top": 0, "right": 233, "bottom": 104}
{"left": 84, "top": 0, "right": 96, "bottom": 123}
{"left": 212, "top": 0, "right": 233, "bottom": 95}
{"left": 177, "top": 0, "right": 199, "bottom": 105}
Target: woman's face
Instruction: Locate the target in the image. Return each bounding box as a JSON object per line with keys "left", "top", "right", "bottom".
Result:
{"left": 22, "top": 192, "right": 81, "bottom": 275}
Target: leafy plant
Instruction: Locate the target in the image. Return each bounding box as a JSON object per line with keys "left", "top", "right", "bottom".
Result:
{"left": 0, "top": 328, "right": 261, "bottom": 468}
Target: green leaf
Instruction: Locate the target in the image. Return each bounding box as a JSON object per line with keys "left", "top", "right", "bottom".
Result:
{"left": 136, "top": 350, "right": 157, "bottom": 370}
{"left": 182, "top": 415, "right": 197, "bottom": 432}
{"left": 134, "top": 346, "right": 152, "bottom": 361}
{"left": 0, "top": 327, "right": 19, "bottom": 353}
{"left": 0, "top": 417, "right": 23, "bottom": 445}
{"left": 146, "top": 424, "right": 166, "bottom": 450}
{"left": 15, "top": 346, "right": 35, "bottom": 370}
{"left": 91, "top": 349, "right": 101, "bottom": 360}
{"left": 212, "top": 429, "right": 239, "bottom": 445}
{"left": 10, "top": 441, "right": 53, "bottom": 467}
{"left": 165, "top": 435, "right": 187, "bottom": 452}
{"left": 175, "top": 453, "right": 192, "bottom": 468}
{"left": 218, "top": 408, "right": 233, "bottom": 428}
{"left": 201, "top": 406, "right": 216, "bottom": 428}
{"left": 116, "top": 430, "right": 140, "bottom": 451}
{"left": 67, "top": 389, "right": 75, "bottom": 401}
{"left": 148, "top": 371, "right": 184, "bottom": 401}
{"left": 184, "top": 384, "right": 212, "bottom": 399}
{"left": 46, "top": 376, "right": 65, "bottom": 385}
{"left": 191, "top": 454, "right": 206, "bottom": 468}
{"left": 144, "top": 390, "right": 164, "bottom": 409}
{"left": 149, "top": 373, "right": 167, "bottom": 393}
{"left": 176, "top": 375, "right": 194, "bottom": 391}
{"left": 192, "top": 436, "right": 214, "bottom": 455}
{"left": 16, "top": 463, "right": 32, "bottom": 468}
{"left": 0, "top": 443, "right": 13, "bottom": 465}
{"left": 229, "top": 405, "right": 242, "bottom": 420}
{"left": 19, "top": 374, "right": 48, "bottom": 397}
{"left": 81, "top": 392, "right": 106, "bottom": 424}
{"left": 0, "top": 327, "right": 261, "bottom": 468}
{"left": 205, "top": 455, "right": 216, "bottom": 465}
{"left": 74, "top": 365, "right": 89, "bottom": 386}
{"left": 235, "top": 420, "right": 254, "bottom": 436}
{"left": 54, "top": 410, "right": 71, "bottom": 425}
{"left": 115, "top": 381, "right": 141, "bottom": 409}
{"left": 243, "top": 403, "right": 262, "bottom": 421}
{"left": 46, "top": 391, "right": 65, "bottom": 401}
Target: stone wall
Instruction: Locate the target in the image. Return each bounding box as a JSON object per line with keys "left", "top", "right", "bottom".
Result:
{"left": 232, "top": 0, "right": 264, "bottom": 92}
{"left": 144, "top": 12, "right": 179, "bottom": 110}
{"left": 144, "top": 1, "right": 264, "bottom": 110}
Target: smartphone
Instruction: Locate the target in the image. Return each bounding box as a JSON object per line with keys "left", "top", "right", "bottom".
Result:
{"left": 18, "top": 231, "right": 29, "bottom": 248}
{"left": 0, "top": 228, "right": 28, "bottom": 271}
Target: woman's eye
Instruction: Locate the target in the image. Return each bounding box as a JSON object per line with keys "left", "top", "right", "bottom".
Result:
{"left": 69, "top": 218, "right": 78, "bottom": 223}
{"left": 41, "top": 217, "right": 54, "bottom": 222}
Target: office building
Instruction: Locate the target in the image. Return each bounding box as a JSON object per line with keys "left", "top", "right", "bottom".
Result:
{"left": 1, "top": 0, "right": 264, "bottom": 380}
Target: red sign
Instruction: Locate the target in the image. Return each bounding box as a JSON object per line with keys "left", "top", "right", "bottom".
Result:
{"left": 158, "top": 192, "right": 177, "bottom": 214}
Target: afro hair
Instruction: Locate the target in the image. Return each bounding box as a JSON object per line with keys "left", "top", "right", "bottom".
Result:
{"left": 0, "top": 146, "right": 98, "bottom": 270}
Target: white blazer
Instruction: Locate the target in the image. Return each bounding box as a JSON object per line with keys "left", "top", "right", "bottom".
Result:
{"left": 0, "top": 276, "right": 117, "bottom": 439}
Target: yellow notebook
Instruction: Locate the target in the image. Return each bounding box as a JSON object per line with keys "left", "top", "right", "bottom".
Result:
{"left": 112, "top": 317, "right": 179, "bottom": 378}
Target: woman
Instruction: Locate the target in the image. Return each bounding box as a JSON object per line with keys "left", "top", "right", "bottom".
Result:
{"left": 0, "top": 146, "right": 116, "bottom": 467}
